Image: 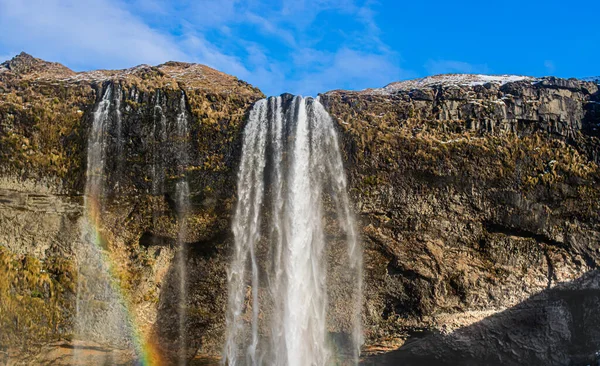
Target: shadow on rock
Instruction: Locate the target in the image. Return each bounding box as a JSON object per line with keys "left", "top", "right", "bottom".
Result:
{"left": 362, "top": 270, "right": 600, "bottom": 366}
{"left": 150, "top": 230, "right": 229, "bottom": 365}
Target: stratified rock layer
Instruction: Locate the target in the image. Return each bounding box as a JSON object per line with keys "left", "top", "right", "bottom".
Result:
{"left": 0, "top": 54, "right": 599, "bottom": 365}
{"left": 0, "top": 53, "right": 263, "bottom": 363}
{"left": 321, "top": 75, "right": 600, "bottom": 364}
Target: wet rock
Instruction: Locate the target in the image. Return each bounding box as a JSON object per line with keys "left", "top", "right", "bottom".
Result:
{"left": 0, "top": 54, "right": 599, "bottom": 364}
{"left": 322, "top": 75, "right": 600, "bottom": 364}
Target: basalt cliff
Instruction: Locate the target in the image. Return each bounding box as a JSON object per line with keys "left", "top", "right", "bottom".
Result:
{"left": 0, "top": 52, "right": 599, "bottom": 365}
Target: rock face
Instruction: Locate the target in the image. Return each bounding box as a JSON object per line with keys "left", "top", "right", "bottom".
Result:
{"left": 0, "top": 52, "right": 263, "bottom": 363}
{"left": 0, "top": 55, "right": 599, "bottom": 365}
{"left": 321, "top": 74, "right": 600, "bottom": 364}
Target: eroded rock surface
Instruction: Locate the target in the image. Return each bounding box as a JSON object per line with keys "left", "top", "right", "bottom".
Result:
{"left": 0, "top": 53, "right": 262, "bottom": 363}
{"left": 0, "top": 54, "right": 599, "bottom": 365}
{"left": 321, "top": 75, "right": 600, "bottom": 364}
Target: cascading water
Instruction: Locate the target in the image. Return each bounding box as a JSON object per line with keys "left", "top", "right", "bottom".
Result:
{"left": 76, "top": 84, "right": 193, "bottom": 363}
{"left": 152, "top": 90, "right": 167, "bottom": 196}
{"left": 85, "top": 85, "right": 111, "bottom": 200}
{"left": 75, "top": 83, "right": 134, "bottom": 360}
{"left": 114, "top": 84, "right": 124, "bottom": 187}
{"left": 224, "top": 96, "right": 363, "bottom": 366}
{"left": 174, "top": 91, "right": 191, "bottom": 365}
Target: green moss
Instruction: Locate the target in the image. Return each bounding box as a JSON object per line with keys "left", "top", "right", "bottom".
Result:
{"left": 0, "top": 245, "right": 76, "bottom": 348}
{"left": 125, "top": 99, "right": 142, "bottom": 109}
{"left": 0, "top": 80, "right": 92, "bottom": 188}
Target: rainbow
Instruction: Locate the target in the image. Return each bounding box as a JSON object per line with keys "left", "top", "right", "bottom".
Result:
{"left": 79, "top": 194, "right": 164, "bottom": 366}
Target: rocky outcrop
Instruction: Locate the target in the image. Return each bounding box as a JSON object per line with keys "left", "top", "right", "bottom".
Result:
{"left": 321, "top": 74, "right": 600, "bottom": 364}
{"left": 0, "top": 54, "right": 599, "bottom": 365}
{"left": 0, "top": 53, "right": 263, "bottom": 363}
{"left": 361, "top": 270, "right": 600, "bottom": 366}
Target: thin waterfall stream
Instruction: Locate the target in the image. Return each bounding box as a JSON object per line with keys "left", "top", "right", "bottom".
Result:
{"left": 224, "top": 95, "right": 363, "bottom": 366}
{"left": 152, "top": 90, "right": 167, "bottom": 196}
{"left": 75, "top": 83, "right": 134, "bottom": 361}
{"left": 75, "top": 84, "right": 193, "bottom": 363}
{"left": 175, "top": 91, "right": 191, "bottom": 365}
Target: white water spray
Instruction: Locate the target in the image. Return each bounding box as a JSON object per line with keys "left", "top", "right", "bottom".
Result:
{"left": 224, "top": 96, "right": 363, "bottom": 366}
{"left": 152, "top": 90, "right": 167, "bottom": 195}
{"left": 75, "top": 84, "right": 134, "bottom": 359}
{"left": 175, "top": 91, "right": 191, "bottom": 365}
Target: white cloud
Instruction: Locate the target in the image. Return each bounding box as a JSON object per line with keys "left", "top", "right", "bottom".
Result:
{"left": 244, "top": 12, "right": 297, "bottom": 47}
{"left": 424, "top": 59, "right": 490, "bottom": 75}
{"left": 145, "top": 0, "right": 404, "bottom": 95}
{"left": 0, "top": 0, "right": 188, "bottom": 70}
{"left": 0, "top": 0, "right": 408, "bottom": 95}
{"left": 288, "top": 48, "right": 410, "bottom": 96}
{"left": 544, "top": 60, "right": 556, "bottom": 74}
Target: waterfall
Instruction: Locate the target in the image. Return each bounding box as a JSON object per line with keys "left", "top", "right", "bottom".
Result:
{"left": 114, "top": 84, "right": 124, "bottom": 188}
{"left": 175, "top": 91, "right": 191, "bottom": 365}
{"left": 152, "top": 90, "right": 167, "bottom": 195}
{"left": 75, "top": 83, "right": 134, "bottom": 356}
{"left": 76, "top": 85, "right": 193, "bottom": 362}
{"left": 85, "top": 84, "right": 112, "bottom": 200}
{"left": 224, "top": 96, "right": 363, "bottom": 366}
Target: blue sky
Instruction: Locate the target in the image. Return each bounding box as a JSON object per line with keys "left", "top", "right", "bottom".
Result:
{"left": 0, "top": 0, "right": 598, "bottom": 96}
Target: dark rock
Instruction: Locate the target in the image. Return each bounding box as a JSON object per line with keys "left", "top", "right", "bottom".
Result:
{"left": 409, "top": 88, "right": 434, "bottom": 101}
{"left": 0, "top": 56, "right": 599, "bottom": 365}
{"left": 322, "top": 75, "right": 600, "bottom": 364}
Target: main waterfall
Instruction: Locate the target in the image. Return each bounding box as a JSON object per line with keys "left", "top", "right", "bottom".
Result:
{"left": 224, "top": 96, "right": 363, "bottom": 365}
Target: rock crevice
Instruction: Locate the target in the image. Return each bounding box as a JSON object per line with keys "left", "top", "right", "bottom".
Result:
{"left": 0, "top": 54, "right": 598, "bottom": 364}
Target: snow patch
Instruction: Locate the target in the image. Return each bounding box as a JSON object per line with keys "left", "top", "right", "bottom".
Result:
{"left": 366, "top": 74, "right": 536, "bottom": 95}
{"left": 59, "top": 64, "right": 156, "bottom": 82}
{"left": 60, "top": 70, "right": 109, "bottom": 82}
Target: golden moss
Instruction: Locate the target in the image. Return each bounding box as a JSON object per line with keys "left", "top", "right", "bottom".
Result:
{"left": 0, "top": 246, "right": 76, "bottom": 348}
{"left": 0, "top": 79, "right": 93, "bottom": 187}
{"left": 324, "top": 92, "right": 600, "bottom": 223}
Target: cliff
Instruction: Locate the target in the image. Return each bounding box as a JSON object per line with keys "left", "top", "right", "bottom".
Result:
{"left": 0, "top": 53, "right": 599, "bottom": 365}
{"left": 0, "top": 52, "right": 264, "bottom": 363}
{"left": 321, "top": 74, "right": 600, "bottom": 364}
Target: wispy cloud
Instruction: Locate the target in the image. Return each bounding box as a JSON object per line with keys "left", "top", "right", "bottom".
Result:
{"left": 424, "top": 59, "right": 490, "bottom": 75}
{"left": 0, "top": 0, "right": 406, "bottom": 95}
{"left": 0, "top": 0, "right": 188, "bottom": 70}
{"left": 288, "top": 47, "right": 410, "bottom": 95}
{"left": 244, "top": 12, "right": 297, "bottom": 47}
{"left": 544, "top": 60, "right": 556, "bottom": 74}
{"left": 163, "top": 0, "right": 405, "bottom": 94}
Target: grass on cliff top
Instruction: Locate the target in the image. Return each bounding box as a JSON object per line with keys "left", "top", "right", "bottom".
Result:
{"left": 326, "top": 94, "right": 600, "bottom": 224}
